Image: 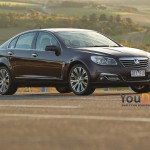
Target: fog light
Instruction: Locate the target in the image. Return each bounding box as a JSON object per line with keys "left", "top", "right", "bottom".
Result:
{"left": 100, "top": 76, "right": 105, "bottom": 80}
{"left": 100, "top": 73, "right": 120, "bottom": 81}
{"left": 107, "top": 76, "right": 120, "bottom": 81}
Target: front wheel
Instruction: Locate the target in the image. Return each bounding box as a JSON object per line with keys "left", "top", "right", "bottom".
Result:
{"left": 0, "top": 66, "right": 17, "bottom": 95}
{"left": 69, "top": 64, "right": 95, "bottom": 96}
{"left": 130, "top": 85, "right": 150, "bottom": 93}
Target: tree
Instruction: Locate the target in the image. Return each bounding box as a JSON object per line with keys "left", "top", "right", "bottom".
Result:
{"left": 99, "top": 13, "right": 107, "bottom": 21}
{"left": 89, "top": 13, "right": 97, "bottom": 22}
{"left": 116, "top": 15, "right": 121, "bottom": 22}
{"left": 108, "top": 15, "right": 114, "bottom": 22}
{"left": 126, "top": 18, "right": 132, "bottom": 24}
{"left": 81, "top": 15, "right": 88, "bottom": 22}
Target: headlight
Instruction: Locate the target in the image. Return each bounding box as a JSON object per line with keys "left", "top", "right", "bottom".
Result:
{"left": 91, "top": 56, "right": 117, "bottom": 65}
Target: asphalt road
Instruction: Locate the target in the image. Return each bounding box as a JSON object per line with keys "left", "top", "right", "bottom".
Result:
{"left": 0, "top": 91, "right": 150, "bottom": 150}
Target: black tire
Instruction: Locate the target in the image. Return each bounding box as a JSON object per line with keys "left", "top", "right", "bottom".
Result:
{"left": 0, "top": 66, "right": 17, "bottom": 95}
{"left": 130, "top": 85, "right": 150, "bottom": 93}
{"left": 69, "top": 64, "right": 95, "bottom": 96}
{"left": 56, "top": 86, "right": 71, "bottom": 93}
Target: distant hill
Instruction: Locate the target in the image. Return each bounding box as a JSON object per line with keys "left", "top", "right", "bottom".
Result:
{"left": 2, "top": 0, "right": 150, "bottom": 5}
{"left": 1, "top": 0, "right": 150, "bottom": 6}
{"left": 1, "top": 0, "right": 45, "bottom": 4}
{"left": 97, "top": 0, "right": 150, "bottom": 5}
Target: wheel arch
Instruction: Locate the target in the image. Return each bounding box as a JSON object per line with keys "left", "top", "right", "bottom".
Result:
{"left": 0, "top": 58, "right": 13, "bottom": 73}
{"left": 67, "top": 60, "right": 89, "bottom": 77}
{"left": 0, "top": 64, "right": 10, "bottom": 70}
{"left": 67, "top": 60, "right": 95, "bottom": 95}
{"left": 0, "top": 58, "right": 11, "bottom": 67}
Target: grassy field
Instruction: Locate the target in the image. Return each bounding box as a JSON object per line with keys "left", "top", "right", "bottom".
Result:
{"left": 143, "top": 34, "right": 150, "bottom": 44}
{"left": 113, "top": 32, "right": 150, "bottom": 44}
{"left": 51, "top": 6, "right": 150, "bottom": 27}
{"left": 51, "top": 7, "right": 114, "bottom": 16}
{"left": 0, "top": 27, "right": 124, "bottom": 45}
{"left": 0, "top": 0, "right": 149, "bottom": 46}
{"left": 0, "top": 27, "right": 149, "bottom": 46}
{"left": 0, "top": 0, "right": 149, "bottom": 27}
{"left": 0, "top": 0, "right": 41, "bottom": 12}
{"left": 0, "top": 0, "right": 46, "bottom": 5}
{"left": 0, "top": 1, "right": 37, "bottom": 6}
{"left": 0, "top": 27, "right": 29, "bottom": 44}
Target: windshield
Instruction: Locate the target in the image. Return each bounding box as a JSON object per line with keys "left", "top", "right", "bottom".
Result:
{"left": 55, "top": 31, "right": 120, "bottom": 48}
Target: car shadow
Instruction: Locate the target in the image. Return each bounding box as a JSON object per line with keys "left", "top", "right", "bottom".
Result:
{"left": 0, "top": 92, "right": 138, "bottom": 101}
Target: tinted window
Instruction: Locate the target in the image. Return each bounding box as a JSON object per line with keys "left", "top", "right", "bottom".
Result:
{"left": 36, "top": 32, "right": 59, "bottom": 51}
{"left": 15, "top": 32, "right": 36, "bottom": 50}
{"left": 8, "top": 37, "right": 18, "bottom": 49}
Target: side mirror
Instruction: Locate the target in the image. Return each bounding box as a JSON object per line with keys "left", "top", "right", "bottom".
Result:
{"left": 45, "top": 45, "right": 60, "bottom": 56}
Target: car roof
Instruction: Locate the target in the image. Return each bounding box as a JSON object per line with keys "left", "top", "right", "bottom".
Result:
{"left": 27, "top": 28, "right": 93, "bottom": 33}
{"left": 43, "top": 28, "right": 93, "bottom": 32}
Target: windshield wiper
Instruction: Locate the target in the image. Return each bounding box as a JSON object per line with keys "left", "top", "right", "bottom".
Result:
{"left": 88, "top": 45, "right": 110, "bottom": 47}
{"left": 90, "top": 45, "right": 120, "bottom": 47}
{"left": 110, "top": 45, "right": 120, "bottom": 47}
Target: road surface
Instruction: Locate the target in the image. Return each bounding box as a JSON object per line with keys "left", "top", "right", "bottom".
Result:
{"left": 0, "top": 91, "right": 150, "bottom": 150}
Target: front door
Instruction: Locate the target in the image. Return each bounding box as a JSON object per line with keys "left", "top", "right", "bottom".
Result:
{"left": 30, "top": 31, "right": 63, "bottom": 80}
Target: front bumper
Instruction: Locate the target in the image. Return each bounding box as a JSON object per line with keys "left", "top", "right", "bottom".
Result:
{"left": 90, "top": 65, "right": 150, "bottom": 87}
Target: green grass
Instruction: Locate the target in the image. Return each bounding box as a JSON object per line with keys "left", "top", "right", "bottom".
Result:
{"left": 143, "top": 34, "right": 150, "bottom": 44}
{"left": 0, "top": 27, "right": 29, "bottom": 44}
{"left": 113, "top": 33, "right": 150, "bottom": 44}
{"left": 112, "top": 34, "right": 128, "bottom": 43}
{"left": 52, "top": 7, "right": 115, "bottom": 16}
{"left": 52, "top": 7, "right": 150, "bottom": 27}
{"left": 0, "top": 1, "right": 38, "bottom": 6}
{"left": 0, "top": 1, "right": 148, "bottom": 46}
{"left": 0, "top": 1, "right": 149, "bottom": 27}
{"left": 0, "top": 1, "right": 41, "bottom": 13}
{"left": 0, "top": 9, "right": 15, "bottom": 12}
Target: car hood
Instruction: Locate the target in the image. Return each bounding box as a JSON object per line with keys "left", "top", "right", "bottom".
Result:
{"left": 76, "top": 47, "right": 148, "bottom": 57}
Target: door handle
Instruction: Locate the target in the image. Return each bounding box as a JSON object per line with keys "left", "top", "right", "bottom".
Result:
{"left": 8, "top": 51, "right": 13, "bottom": 56}
{"left": 32, "top": 53, "right": 38, "bottom": 57}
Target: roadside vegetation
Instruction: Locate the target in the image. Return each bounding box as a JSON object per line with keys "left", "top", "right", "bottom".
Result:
{"left": 0, "top": 0, "right": 149, "bottom": 52}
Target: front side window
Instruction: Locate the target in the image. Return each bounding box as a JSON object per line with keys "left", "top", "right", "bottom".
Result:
{"left": 15, "top": 32, "right": 36, "bottom": 50}
{"left": 36, "top": 32, "right": 59, "bottom": 51}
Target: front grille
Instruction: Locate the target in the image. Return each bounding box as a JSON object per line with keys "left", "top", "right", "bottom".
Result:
{"left": 119, "top": 57, "right": 149, "bottom": 69}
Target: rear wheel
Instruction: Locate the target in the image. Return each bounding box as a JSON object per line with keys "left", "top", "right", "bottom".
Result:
{"left": 0, "top": 66, "right": 17, "bottom": 95}
{"left": 69, "top": 64, "right": 95, "bottom": 95}
{"left": 130, "top": 85, "right": 150, "bottom": 93}
{"left": 56, "top": 86, "right": 71, "bottom": 93}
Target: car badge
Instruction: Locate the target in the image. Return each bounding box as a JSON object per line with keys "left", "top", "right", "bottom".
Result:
{"left": 134, "top": 59, "right": 140, "bottom": 65}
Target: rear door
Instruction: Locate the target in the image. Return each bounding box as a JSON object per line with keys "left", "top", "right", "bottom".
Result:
{"left": 6, "top": 32, "right": 37, "bottom": 78}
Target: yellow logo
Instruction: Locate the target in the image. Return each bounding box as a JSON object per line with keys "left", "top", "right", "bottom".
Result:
{"left": 141, "top": 93, "right": 150, "bottom": 104}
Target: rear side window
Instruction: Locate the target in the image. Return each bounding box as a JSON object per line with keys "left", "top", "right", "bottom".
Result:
{"left": 8, "top": 37, "right": 18, "bottom": 49}
{"left": 15, "top": 32, "right": 36, "bottom": 50}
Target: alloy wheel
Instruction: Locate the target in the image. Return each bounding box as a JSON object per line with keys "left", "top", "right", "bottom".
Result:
{"left": 0, "top": 68, "right": 10, "bottom": 93}
{"left": 70, "top": 66, "right": 89, "bottom": 94}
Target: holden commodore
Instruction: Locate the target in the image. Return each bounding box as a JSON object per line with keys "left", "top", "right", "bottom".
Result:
{"left": 0, "top": 28, "right": 149, "bottom": 95}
